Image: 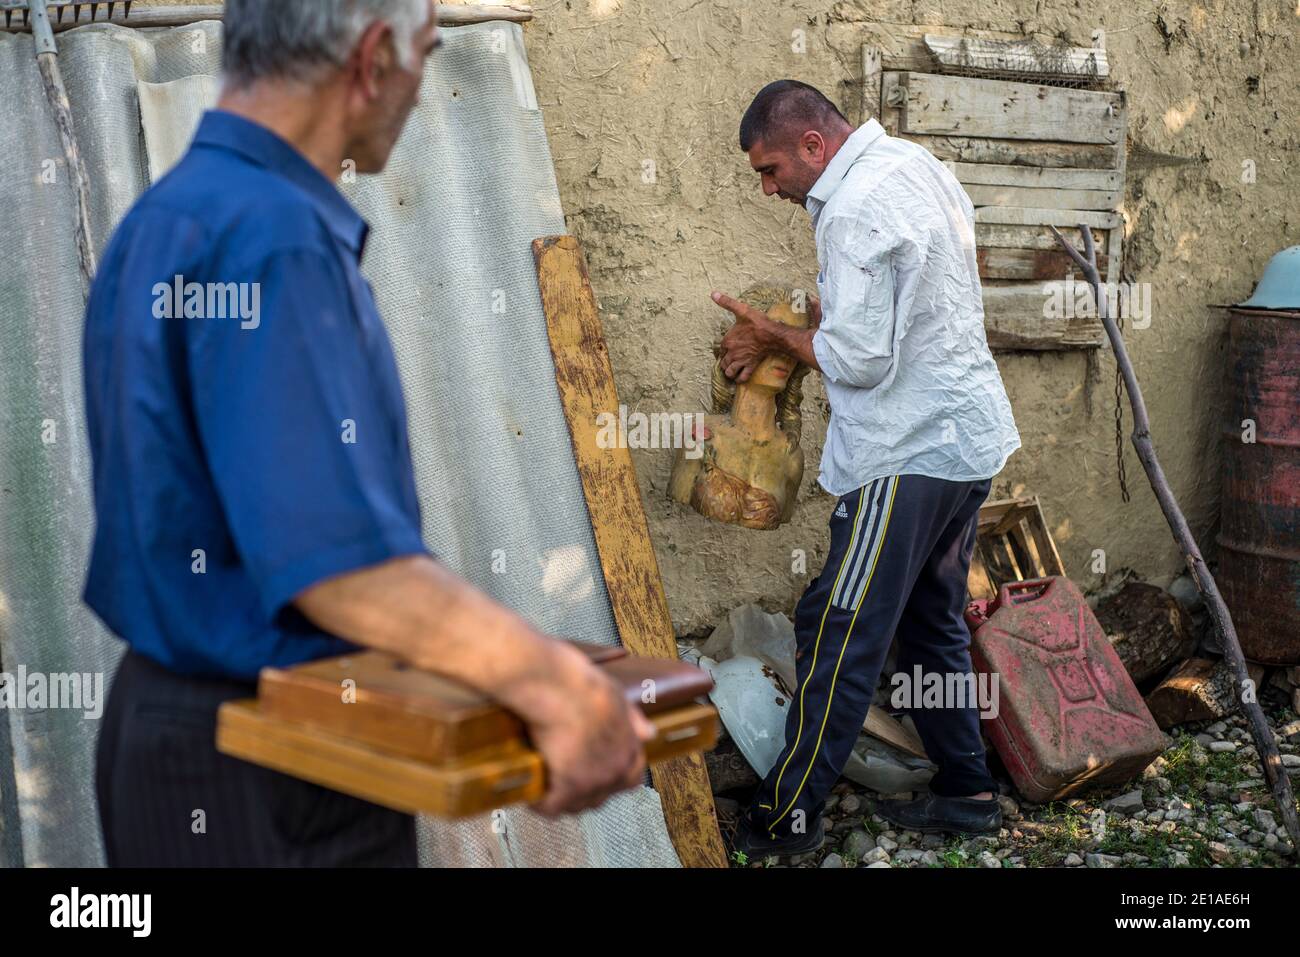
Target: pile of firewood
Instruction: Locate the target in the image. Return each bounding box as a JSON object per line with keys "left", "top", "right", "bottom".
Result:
{"left": 1095, "top": 578, "right": 1298, "bottom": 728}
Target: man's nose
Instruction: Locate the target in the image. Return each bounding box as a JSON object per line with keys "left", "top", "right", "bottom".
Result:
{"left": 762, "top": 177, "right": 779, "bottom": 197}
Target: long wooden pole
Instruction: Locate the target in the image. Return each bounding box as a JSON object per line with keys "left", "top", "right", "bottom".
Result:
{"left": 1051, "top": 224, "right": 1300, "bottom": 860}
{"left": 534, "top": 235, "right": 729, "bottom": 868}
{"left": 0, "top": 3, "right": 534, "bottom": 33}
{"left": 26, "top": 0, "right": 97, "bottom": 297}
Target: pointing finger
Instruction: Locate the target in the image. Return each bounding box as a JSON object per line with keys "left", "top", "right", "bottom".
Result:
{"left": 711, "top": 291, "right": 752, "bottom": 320}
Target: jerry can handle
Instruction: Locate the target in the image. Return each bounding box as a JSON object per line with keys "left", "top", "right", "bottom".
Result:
{"left": 998, "top": 577, "right": 1055, "bottom": 607}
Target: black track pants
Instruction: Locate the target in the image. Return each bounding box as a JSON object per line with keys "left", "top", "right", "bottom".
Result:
{"left": 747, "top": 474, "right": 998, "bottom": 838}
{"left": 95, "top": 650, "right": 418, "bottom": 867}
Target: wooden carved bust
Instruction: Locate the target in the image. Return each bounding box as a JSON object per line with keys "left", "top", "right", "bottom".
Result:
{"left": 669, "top": 284, "right": 810, "bottom": 530}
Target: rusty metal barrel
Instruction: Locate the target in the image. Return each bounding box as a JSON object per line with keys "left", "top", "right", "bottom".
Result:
{"left": 1218, "top": 307, "right": 1300, "bottom": 664}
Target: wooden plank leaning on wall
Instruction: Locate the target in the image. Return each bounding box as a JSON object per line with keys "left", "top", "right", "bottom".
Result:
{"left": 533, "top": 235, "right": 729, "bottom": 869}
{"left": 0, "top": 3, "right": 536, "bottom": 32}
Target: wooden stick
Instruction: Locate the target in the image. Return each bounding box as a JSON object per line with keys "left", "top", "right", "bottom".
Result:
{"left": 436, "top": 4, "right": 534, "bottom": 26}
{"left": 0, "top": 3, "right": 535, "bottom": 33}
{"left": 26, "top": 0, "right": 97, "bottom": 298}
{"left": 35, "top": 52, "right": 96, "bottom": 294}
{"left": 533, "top": 235, "right": 728, "bottom": 868}
{"left": 1050, "top": 224, "right": 1300, "bottom": 861}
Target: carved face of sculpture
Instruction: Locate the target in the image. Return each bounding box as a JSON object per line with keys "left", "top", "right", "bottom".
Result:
{"left": 669, "top": 285, "right": 812, "bottom": 530}
{"left": 746, "top": 302, "right": 809, "bottom": 394}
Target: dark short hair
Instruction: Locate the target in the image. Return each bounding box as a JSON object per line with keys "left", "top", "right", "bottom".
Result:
{"left": 739, "top": 80, "right": 849, "bottom": 152}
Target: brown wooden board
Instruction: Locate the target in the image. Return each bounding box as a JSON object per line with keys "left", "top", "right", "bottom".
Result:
{"left": 256, "top": 646, "right": 707, "bottom": 765}
{"left": 963, "top": 184, "right": 1120, "bottom": 211}
{"left": 900, "top": 132, "right": 1121, "bottom": 170}
{"left": 975, "top": 206, "right": 1121, "bottom": 229}
{"left": 259, "top": 653, "right": 520, "bottom": 765}
{"left": 863, "top": 707, "right": 928, "bottom": 760}
{"left": 901, "top": 72, "right": 1123, "bottom": 144}
{"left": 949, "top": 162, "right": 1122, "bottom": 191}
{"left": 533, "top": 235, "right": 728, "bottom": 868}
{"left": 217, "top": 699, "right": 718, "bottom": 819}
{"left": 976, "top": 224, "right": 1102, "bottom": 252}
{"left": 978, "top": 246, "right": 1109, "bottom": 281}
{"left": 980, "top": 283, "right": 1106, "bottom": 350}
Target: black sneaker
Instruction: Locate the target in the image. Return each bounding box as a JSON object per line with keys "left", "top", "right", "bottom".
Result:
{"left": 730, "top": 815, "right": 825, "bottom": 860}
{"left": 875, "top": 793, "right": 1002, "bottom": 836}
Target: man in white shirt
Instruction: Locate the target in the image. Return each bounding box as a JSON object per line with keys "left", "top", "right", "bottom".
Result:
{"left": 714, "top": 80, "right": 1022, "bottom": 857}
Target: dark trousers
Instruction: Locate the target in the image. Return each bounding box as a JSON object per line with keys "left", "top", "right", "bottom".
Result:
{"left": 95, "top": 650, "right": 418, "bottom": 867}
{"left": 747, "top": 473, "right": 997, "bottom": 838}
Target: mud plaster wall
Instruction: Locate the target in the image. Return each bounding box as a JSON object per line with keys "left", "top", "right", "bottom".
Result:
{"left": 157, "top": 1, "right": 1298, "bottom": 637}
{"left": 518, "top": 0, "right": 1298, "bottom": 637}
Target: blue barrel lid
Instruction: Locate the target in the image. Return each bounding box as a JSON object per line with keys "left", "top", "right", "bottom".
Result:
{"left": 1239, "top": 245, "right": 1300, "bottom": 309}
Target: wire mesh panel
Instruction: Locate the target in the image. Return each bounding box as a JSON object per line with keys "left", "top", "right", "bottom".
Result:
{"left": 924, "top": 34, "right": 1112, "bottom": 90}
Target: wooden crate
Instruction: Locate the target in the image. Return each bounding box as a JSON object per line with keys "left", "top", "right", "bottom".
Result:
{"left": 969, "top": 495, "right": 1065, "bottom": 600}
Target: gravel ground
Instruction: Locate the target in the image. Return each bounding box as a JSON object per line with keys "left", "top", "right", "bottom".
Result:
{"left": 719, "top": 688, "right": 1300, "bottom": 869}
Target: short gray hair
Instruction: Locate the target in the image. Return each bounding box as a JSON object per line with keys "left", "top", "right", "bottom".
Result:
{"left": 222, "top": 0, "right": 431, "bottom": 88}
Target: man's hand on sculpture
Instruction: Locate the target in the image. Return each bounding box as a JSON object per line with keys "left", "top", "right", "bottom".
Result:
{"left": 712, "top": 290, "right": 773, "bottom": 381}
{"left": 711, "top": 289, "right": 823, "bottom": 379}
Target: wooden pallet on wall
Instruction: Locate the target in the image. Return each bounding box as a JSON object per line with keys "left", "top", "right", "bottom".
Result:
{"left": 866, "top": 27, "right": 1127, "bottom": 352}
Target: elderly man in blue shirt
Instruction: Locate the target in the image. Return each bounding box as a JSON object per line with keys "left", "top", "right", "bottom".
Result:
{"left": 714, "top": 80, "right": 1022, "bottom": 857}
{"left": 83, "top": 0, "right": 652, "bottom": 867}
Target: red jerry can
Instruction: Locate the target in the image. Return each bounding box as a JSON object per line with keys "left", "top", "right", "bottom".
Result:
{"left": 964, "top": 577, "right": 1168, "bottom": 802}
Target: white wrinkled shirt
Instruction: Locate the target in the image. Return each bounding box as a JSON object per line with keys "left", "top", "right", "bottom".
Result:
{"left": 806, "top": 120, "right": 1021, "bottom": 496}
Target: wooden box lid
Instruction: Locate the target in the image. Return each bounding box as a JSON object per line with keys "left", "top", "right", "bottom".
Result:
{"left": 257, "top": 644, "right": 713, "bottom": 765}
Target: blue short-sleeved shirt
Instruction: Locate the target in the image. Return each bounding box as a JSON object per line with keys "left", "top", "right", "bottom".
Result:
{"left": 82, "top": 110, "right": 428, "bottom": 680}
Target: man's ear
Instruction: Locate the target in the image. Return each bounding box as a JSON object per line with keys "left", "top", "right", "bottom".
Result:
{"left": 352, "top": 18, "right": 397, "bottom": 99}
{"left": 799, "top": 130, "right": 826, "bottom": 164}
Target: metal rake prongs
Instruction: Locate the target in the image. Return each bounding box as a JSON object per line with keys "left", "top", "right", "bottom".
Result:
{"left": 2, "top": 2, "right": 134, "bottom": 29}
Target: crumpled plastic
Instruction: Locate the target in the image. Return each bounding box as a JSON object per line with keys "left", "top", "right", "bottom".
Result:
{"left": 687, "top": 603, "right": 936, "bottom": 794}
